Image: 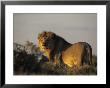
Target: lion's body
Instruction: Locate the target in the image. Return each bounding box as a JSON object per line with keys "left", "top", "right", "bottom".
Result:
{"left": 62, "top": 42, "right": 92, "bottom": 67}
{"left": 38, "top": 31, "right": 92, "bottom": 68}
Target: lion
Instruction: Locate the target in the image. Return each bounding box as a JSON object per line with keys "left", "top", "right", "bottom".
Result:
{"left": 37, "top": 31, "right": 92, "bottom": 68}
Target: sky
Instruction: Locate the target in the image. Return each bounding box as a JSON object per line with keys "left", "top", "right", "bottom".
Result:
{"left": 13, "top": 13, "right": 97, "bottom": 55}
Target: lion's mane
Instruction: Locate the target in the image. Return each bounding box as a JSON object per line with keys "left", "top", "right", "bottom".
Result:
{"left": 38, "top": 31, "right": 92, "bottom": 68}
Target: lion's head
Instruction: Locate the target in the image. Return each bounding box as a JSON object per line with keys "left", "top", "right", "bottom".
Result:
{"left": 38, "top": 31, "right": 56, "bottom": 59}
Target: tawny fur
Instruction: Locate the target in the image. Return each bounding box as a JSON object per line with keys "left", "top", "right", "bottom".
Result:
{"left": 38, "top": 31, "right": 92, "bottom": 68}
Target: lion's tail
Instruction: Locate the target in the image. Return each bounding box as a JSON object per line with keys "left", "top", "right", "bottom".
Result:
{"left": 86, "top": 43, "right": 92, "bottom": 65}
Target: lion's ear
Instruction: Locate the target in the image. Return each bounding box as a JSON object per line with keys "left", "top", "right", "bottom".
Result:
{"left": 52, "top": 33, "right": 56, "bottom": 38}
{"left": 38, "top": 33, "right": 40, "bottom": 38}
{"left": 49, "top": 32, "right": 56, "bottom": 38}
{"left": 38, "top": 33, "right": 41, "bottom": 39}
{"left": 52, "top": 34, "right": 56, "bottom": 40}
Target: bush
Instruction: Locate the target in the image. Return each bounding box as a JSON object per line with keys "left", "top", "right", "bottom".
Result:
{"left": 14, "top": 50, "right": 97, "bottom": 75}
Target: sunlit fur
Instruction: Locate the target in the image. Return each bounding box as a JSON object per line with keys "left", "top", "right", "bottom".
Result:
{"left": 38, "top": 31, "right": 92, "bottom": 68}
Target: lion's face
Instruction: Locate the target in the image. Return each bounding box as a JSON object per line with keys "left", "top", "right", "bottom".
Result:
{"left": 37, "top": 31, "right": 55, "bottom": 58}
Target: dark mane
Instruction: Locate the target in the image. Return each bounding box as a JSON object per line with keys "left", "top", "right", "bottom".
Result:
{"left": 54, "top": 34, "right": 72, "bottom": 51}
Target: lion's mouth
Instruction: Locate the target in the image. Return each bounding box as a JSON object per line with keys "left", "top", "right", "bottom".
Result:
{"left": 43, "top": 43, "right": 46, "bottom": 47}
{"left": 40, "top": 43, "right": 48, "bottom": 50}
{"left": 42, "top": 42, "right": 49, "bottom": 49}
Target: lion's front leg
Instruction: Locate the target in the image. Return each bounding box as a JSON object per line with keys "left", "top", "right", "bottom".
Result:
{"left": 50, "top": 51, "right": 55, "bottom": 63}
{"left": 54, "top": 53, "right": 65, "bottom": 66}
{"left": 50, "top": 51, "right": 62, "bottom": 65}
{"left": 54, "top": 53, "right": 61, "bottom": 65}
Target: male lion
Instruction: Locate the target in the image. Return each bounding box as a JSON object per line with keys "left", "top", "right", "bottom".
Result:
{"left": 38, "top": 31, "right": 92, "bottom": 68}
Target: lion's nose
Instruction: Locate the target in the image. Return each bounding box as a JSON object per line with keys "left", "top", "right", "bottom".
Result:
{"left": 43, "top": 43, "right": 46, "bottom": 46}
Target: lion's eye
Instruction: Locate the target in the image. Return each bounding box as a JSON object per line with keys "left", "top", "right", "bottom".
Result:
{"left": 44, "top": 37, "right": 46, "bottom": 39}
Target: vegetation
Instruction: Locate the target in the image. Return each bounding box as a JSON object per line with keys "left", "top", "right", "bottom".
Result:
{"left": 14, "top": 42, "right": 97, "bottom": 75}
